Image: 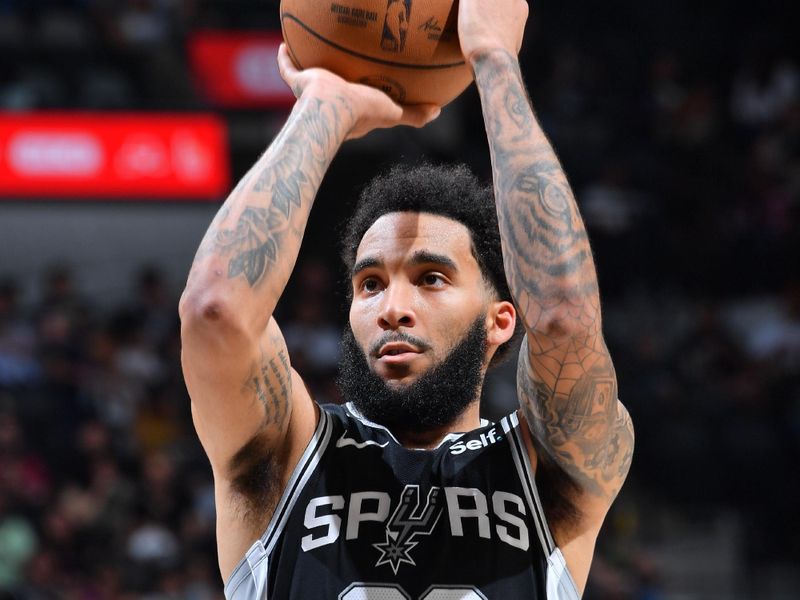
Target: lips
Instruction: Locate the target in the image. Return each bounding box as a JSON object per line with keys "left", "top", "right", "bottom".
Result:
{"left": 377, "top": 342, "right": 420, "bottom": 358}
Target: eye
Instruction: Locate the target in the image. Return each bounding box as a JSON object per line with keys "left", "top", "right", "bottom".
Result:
{"left": 360, "top": 277, "right": 383, "bottom": 293}
{"left": 420, "top": 273, "right": 447, "bottom": 287}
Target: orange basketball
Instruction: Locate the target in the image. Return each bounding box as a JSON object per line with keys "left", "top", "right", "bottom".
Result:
{"left": 280, "top": 0, "right": 472, "bottom": 106}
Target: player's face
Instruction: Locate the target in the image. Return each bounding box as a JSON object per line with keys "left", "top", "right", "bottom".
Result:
{"left": 349, "top": 212, "right": 492, "bottom": 387}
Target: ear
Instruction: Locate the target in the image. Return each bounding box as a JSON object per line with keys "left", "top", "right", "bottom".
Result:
{"left": 485, "top": 300, "right": 516, "bottom": 349}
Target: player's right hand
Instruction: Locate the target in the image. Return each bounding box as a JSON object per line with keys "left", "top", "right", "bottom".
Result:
{"left": 277, "top": 44, "right": 440, "bottom": 140}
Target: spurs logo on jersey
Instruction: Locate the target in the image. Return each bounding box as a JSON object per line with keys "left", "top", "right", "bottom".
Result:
{"left": 300, "top": 485, "right": 530, "bottom": 569}
{"left": 373, "top": 485, "right": 442, "bottom": 574}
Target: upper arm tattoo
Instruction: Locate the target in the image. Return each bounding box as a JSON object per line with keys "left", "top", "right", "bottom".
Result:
{"left": 229, "top": 334, "right": 293, "bottom": 522}
{"left": 473, "top": 49, "right": 634, "bottom": 503}
{"left": 242, "top": 343, "right": 292, "bottom": 430}
{"left": 518, "top": 339, "right": 633, "bottom": 500}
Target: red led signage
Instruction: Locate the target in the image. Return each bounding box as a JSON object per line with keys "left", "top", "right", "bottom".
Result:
{"left": 0, "top": 113, "right": 229, "bottom": 199}
{"left": 188, "top": 31, "right": 295, "bottom": 108}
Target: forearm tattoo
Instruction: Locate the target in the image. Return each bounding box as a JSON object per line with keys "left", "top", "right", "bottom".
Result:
{"left": 474, "top": 50, "right": 634, "bottom": 502}
{"left": 191, "top": 96, "right": 347, "bottom": 290}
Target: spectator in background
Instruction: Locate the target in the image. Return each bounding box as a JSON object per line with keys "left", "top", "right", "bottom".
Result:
{"left": 0, "top": 468, "right": 39, "bottom": 591}
{"left": 732, "top": 52, "right": 798, "bottom": 127}
{"left": 0, "top": 413, "right": 52, "bottom": 510}
{"left": 281, "top": 259, "right": 341, "bottom": 403}
{"left": 0, "top": 279, "right": 39, "bottom": 387}
{"left": 648, "top": 52, "right": 687, "bottom": 144}
{"left": 130, "top": 265, "right": 175, "bottom": 348}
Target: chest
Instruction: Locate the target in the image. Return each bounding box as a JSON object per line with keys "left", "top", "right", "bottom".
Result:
{"left": 284, "top": 423, "right": 541, "bottom": 584}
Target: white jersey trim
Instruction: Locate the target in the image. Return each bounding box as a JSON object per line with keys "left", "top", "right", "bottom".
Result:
{"left": 224, "top": 409, "right": 333, "bottom": 600}
{"left": 508, "top": 412, "right": 556, "bottom": 556}
{"left": 224, "top": 540, "right": 268, "bottom": 600}
{"left": 504, "top": 415, "right": 581, "bottom": 600}
{"left": 547, "top": 548, "right": 581, "bottom": 600}
{"left": 501, "top": 414, "right": 549, "bottom": 556}
{"left": 503, "top": 412, "right": 556, "bottom": 554}
{"left": 344, "top": 402, "right": 485, "bottom": 450}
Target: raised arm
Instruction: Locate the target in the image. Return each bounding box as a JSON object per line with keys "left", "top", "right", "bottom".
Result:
{"left": 179, "top": 45, "right": 439, "bottom": 580}
{"left": 460, "top": 0, "right": 634, "bottom": 590}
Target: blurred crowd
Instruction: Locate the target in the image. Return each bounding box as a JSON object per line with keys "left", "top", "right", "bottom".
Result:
{"left": 0, "top": 0, "right": 286, "bottom": 111}
{"left": 1, "top": 0, "right": 798, "bottom": 598}
{"left": 0, "top": 267, "right": 220, "bottom": 598}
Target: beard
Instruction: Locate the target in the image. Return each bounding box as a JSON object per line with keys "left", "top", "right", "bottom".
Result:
{"left": 337, "top": 316, "right": 487, "bottom": 433}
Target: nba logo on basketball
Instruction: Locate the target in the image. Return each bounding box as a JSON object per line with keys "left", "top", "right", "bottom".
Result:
{"left": 381, "top": 0, "right": 411, "bottom": 52}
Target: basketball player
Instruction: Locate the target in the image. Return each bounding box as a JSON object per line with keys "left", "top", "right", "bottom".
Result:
{"left": 180, "top": 0, "right": 634, "bottom": 597}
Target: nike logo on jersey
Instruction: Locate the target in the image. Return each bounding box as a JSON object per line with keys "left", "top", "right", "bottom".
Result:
{"left": 336, "top": 431, "right": 389, "bottom": 450}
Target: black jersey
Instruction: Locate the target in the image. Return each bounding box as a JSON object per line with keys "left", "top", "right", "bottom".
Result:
{"left": 224, "top": 403, "right": 580, "bottom": 600}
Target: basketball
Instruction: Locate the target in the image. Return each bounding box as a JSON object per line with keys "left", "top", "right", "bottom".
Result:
{"left": 280, "top": 0, "right": 472, "bottom": 106}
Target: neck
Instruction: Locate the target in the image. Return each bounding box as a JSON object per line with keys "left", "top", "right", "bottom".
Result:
{"left": 393, "top": 400, "right": 482, "bottom": 449}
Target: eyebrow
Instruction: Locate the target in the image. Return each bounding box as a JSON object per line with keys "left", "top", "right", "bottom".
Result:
{"left": 409, "top": 250, "right": 458, "bottom": 271}
{"left": 351, "top": 250, "right": 458, "bottom": 279}
{"left": 351, "top": 256, "right": 382, "bottom": 279}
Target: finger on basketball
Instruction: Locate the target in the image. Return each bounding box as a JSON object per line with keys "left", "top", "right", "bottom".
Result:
{"left": 277, "top": 44, "right": 300, "bottom": 91}
{"left": 400, "top": 105, "right": 441, "bottom": 128}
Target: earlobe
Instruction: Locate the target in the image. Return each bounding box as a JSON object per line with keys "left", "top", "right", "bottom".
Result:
{"left": 487, "top": 301, "right": 516, "bottom": 347}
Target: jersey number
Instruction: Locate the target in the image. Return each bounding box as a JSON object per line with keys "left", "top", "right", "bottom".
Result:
{"left": 340, "top": 583, "right": 486, "bottom": 600}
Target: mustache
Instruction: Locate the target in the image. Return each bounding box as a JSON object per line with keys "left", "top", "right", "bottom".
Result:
{"left": 368, "top": 331, "right": 431, "bottom": 357}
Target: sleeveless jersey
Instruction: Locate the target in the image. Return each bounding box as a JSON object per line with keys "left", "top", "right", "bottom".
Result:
{"left": 224, "top": 403, "right": 580, "bottom": 600}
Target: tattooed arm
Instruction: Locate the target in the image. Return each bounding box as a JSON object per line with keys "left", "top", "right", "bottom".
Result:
{"left": 460, "top": 0, "right": 634, "bottom": 592}
{"left": 179, "top": 45, "right": 438, "bottom": 581}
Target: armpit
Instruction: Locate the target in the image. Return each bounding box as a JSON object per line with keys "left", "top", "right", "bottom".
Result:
{"left": 531, "top": 437, "right": 584, "bottom": 541}
{"left": 228, "top": 432, "right": 283, "bottom": 527}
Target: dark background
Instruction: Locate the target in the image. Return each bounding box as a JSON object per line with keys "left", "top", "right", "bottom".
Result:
{"left": 0, "top": 0, "right": 798, "bottom": 598}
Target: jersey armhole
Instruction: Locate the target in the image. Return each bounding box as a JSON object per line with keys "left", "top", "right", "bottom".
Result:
{"left": 223, "top": 408, "right": 334, "bottom": 598}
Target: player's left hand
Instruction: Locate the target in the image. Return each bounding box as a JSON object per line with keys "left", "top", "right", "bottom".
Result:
{"left": 458, "top": 0, "right": 528, "bottom": 64}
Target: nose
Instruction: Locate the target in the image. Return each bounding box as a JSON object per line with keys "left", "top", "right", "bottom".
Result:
{"left": 377, "top": 282, "right": 416, "bottom": 330}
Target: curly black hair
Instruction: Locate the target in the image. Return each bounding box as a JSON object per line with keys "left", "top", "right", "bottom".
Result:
{"left": 341, "top": 162, "right": 523, "bottom": 367}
